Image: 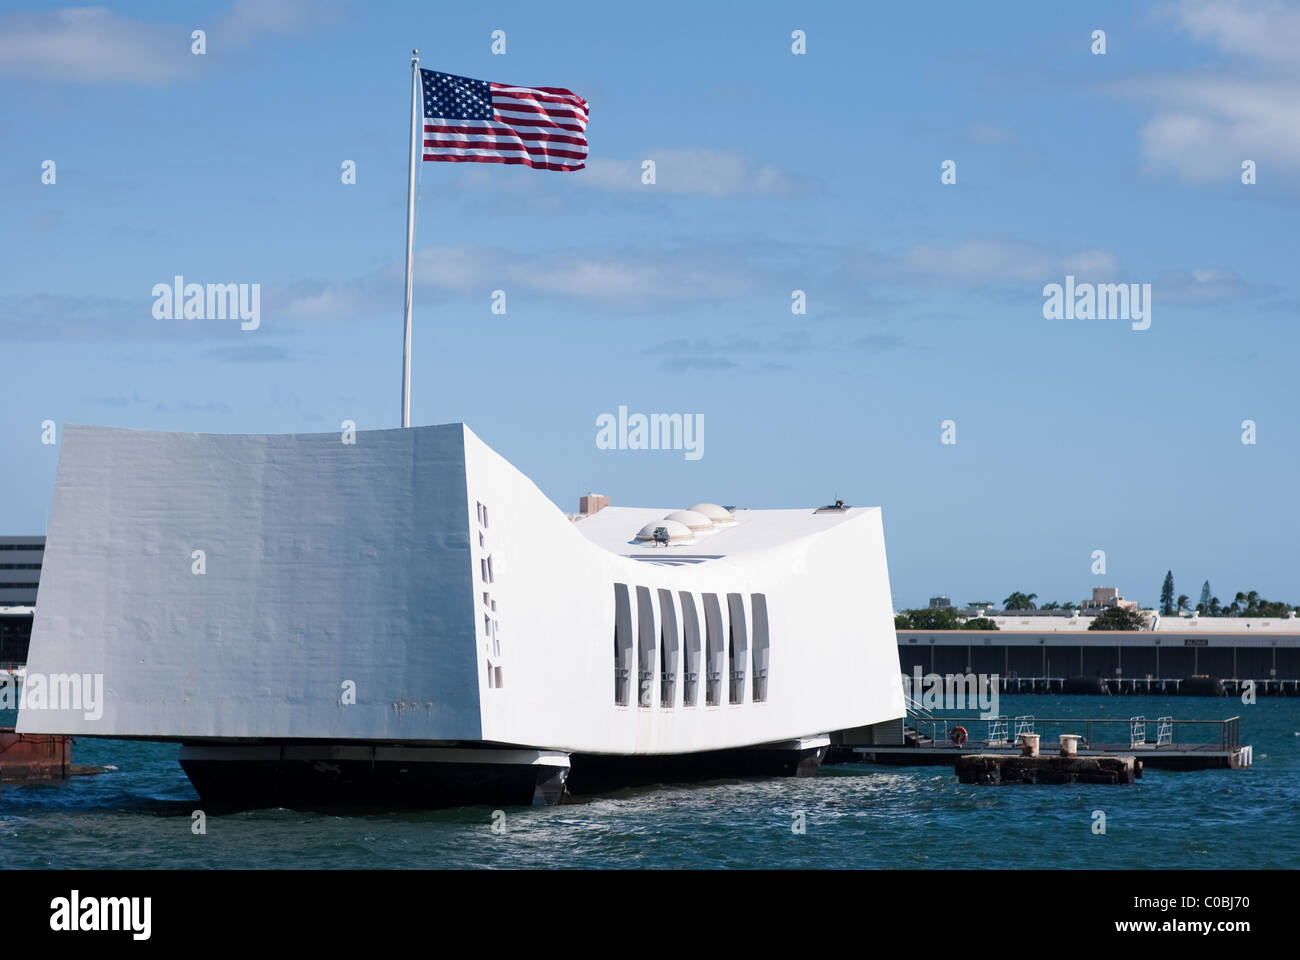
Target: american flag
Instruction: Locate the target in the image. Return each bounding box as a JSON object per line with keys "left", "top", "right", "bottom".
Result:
{"left": 420, "top": 69, "right": 589, "bottom": 172}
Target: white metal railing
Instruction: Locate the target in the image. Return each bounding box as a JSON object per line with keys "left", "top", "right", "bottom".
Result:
{"left": 987, "top": 715, "right": 1009, "bottom": 744}
{"left": 1156, "top": 716, "right": 1173, "bottom": 746}
{"left": 1130, "top": 716, "right": 1146, "bottom": 748}
{"left": 1013, "top": 715, "right": 1035, "bottom": 738}
{"left": 904, "top": 689, "right": 936, "bottom": 721}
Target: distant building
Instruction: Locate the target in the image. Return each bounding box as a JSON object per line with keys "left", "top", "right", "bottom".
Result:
{"left": 578, "top": 493, "right": 610, "bottom": 516}
{"left": 928, "top": 596, "right": 951, "bottom": 609}
{"left": 1081, "top": 586, "right": 1138, "bottom": 613}
{"left": 0, "top": 536, "right": 41, "bottom": 666}
{"left": 0, "top": 536, "right": 43, "bottom": 607}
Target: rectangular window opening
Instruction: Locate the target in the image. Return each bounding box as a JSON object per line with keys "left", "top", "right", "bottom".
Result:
{"left": 727, "top": 593, "right": 748, "bottom": 704}
{"left": 635, "top": 586, "right": 656, "bottom": 709}
{"left": 613, "top": 583, "right": 633, "bottom": 706}
{"left": 703, "top": 593, "right": 725, "bottom": 706}
{"left": 751, "top": 593, "right": 770, "bottom": 702}
{"left": 658, "top": 588, "right": 678, "bottom": 708}
{"left": 678, "top": 591, "right": 701, "bottom": 707}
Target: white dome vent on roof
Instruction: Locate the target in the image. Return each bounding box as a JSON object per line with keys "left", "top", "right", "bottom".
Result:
{"left": 688, "top": 503, "right": 737, "bottom": 526}
{"left": 634, "top": 519, "right": 694, "bottom": 543}
{"left": 664, "top": 509, "right": 713, "bottom": 531}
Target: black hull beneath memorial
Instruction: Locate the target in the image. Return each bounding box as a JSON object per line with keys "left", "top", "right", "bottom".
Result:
{"left": 564, "top": 737, "right": 829, "bottom": 795}
{"left": 178, "top": 742, "right": 569, "bottom": 810}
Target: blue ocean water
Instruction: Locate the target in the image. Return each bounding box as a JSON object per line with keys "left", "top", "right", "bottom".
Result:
{"left": 3, "top": 695, "right": 1297, "bottom": 869}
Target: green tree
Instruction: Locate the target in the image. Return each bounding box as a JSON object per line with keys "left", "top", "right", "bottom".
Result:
{"left": 1040, "top": 601, "right": 1060, "bottom": 610}
{"left": 1088, "top": 606, "right": 1146, "bottom": 631}
{"left": 894, "top": 613, "right": 912, "bottom": 629}
{"left": 1176, "top": 594, "right": 1189, "bottom": 613}
{"left": 1002, "top": 592, "right": 1038, "bottom": 611}
{"left": 903, "top": 607, "right": 964, "bottom": 630}
{"left": 1160, "top": 571, "right": 1175, "bottom": 615}
{"left": 961, "top": 617, "right": 999, "bottom": 630}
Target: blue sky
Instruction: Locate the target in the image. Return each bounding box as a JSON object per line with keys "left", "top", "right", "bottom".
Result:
{"left": 2, "top": 1, "right": 1298, "bottom": 609}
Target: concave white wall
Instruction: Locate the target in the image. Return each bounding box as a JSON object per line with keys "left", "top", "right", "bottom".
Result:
{"left": 20, "top": 424, "right": 481, "bottom": 740}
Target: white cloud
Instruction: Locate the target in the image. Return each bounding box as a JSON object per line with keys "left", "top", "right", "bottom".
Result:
{"left": 582, "top": 148, "right": 809, "bottom": 196}
{"left": 888, "top": 241, "right": 1122, "bottom": 286}
{"left": 410, "top": 245, "right": 753, "bottom": 304}
{"left": 1131, "top": 75, "right": 1300, "bottom": 180}
{"left": 0, "top": 7, "right": 189, "bottom": 84}
{"left": 0, "top": 1, "right": 337, "bottom": 85}
{"left": 1169, "top": 0, "right": 1300, "bottom": 62}
{"left": 218, "top": 0, "right": 335, "bottom": 44}
{"left": 1155, "top": 267, "right": 1249, "bottom": 302}
{"left": 965, "top": 122, "right": 1018, "bottom": 147}
{"left": 870, "top": 240, "right": 1249, "bottom": 303}
{"left": 281, "top": 285, "right": 367, "bottom": 319}
{"left": 1119, "top": 1, "right": 1300, "bottom": 180}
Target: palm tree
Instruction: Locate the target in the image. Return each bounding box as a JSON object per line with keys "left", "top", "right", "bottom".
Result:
{"left": 1041, "top": 601, "right": 1060, "bottom": 610}
{"left": 1176, "top": 594, "right": 1189, "bottom": 613}
{"left": 1002, "top": 592, "right": 1038, "bottom": 611}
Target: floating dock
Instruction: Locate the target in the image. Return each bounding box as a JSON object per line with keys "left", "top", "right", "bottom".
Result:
{"left": 830, "top": 715, "right": 1252, "bottom": 771}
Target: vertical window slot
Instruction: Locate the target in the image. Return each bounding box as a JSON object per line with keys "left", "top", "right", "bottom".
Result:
{"left": 635, "top": 586, "right": 656, "bottom": 709}
{"left": 658, "top": 588, "right": 679, "bottom": 708}
{"left": 703, "top": 593, "right": 725, "bottom": 706}
{"left": 726, "top": 593, "right": 748, "bottom": 704}
{"left": 751, "top": 593, "right": 770, "bottom": 702}
{"left": 678, "top": 591, "right": 701, "bottom": 706}
{"left": 613, "top": 583, "right": 633, "bottom": 706}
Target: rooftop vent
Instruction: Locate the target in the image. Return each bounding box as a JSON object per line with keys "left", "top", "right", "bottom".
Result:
{"left": 688, "top": 502, "right": 737, "bottom": 526}
{"left": 635, "top": 519, "right": 693, "bottom": 544}
{"left": 664, "top": 509, "right": 713, "bottom": 531}
{"left": 814, "top": 499, "right": 850, "bottom": 514}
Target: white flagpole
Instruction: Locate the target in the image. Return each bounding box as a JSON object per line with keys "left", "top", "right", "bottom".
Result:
{"left": 401, "top": 50, "right": 420, "bottom": 428}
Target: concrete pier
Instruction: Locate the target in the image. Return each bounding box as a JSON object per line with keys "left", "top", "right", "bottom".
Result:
{"left": 956, "top": 753, "right": 1141, "bottom": 784}
{"left": 0, "top": 728, "right": 70, "bottom": 781}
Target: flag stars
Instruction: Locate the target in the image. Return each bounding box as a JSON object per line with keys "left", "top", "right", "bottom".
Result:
{"left": 420, "top": 68, "right": 493, "bottom": 120}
